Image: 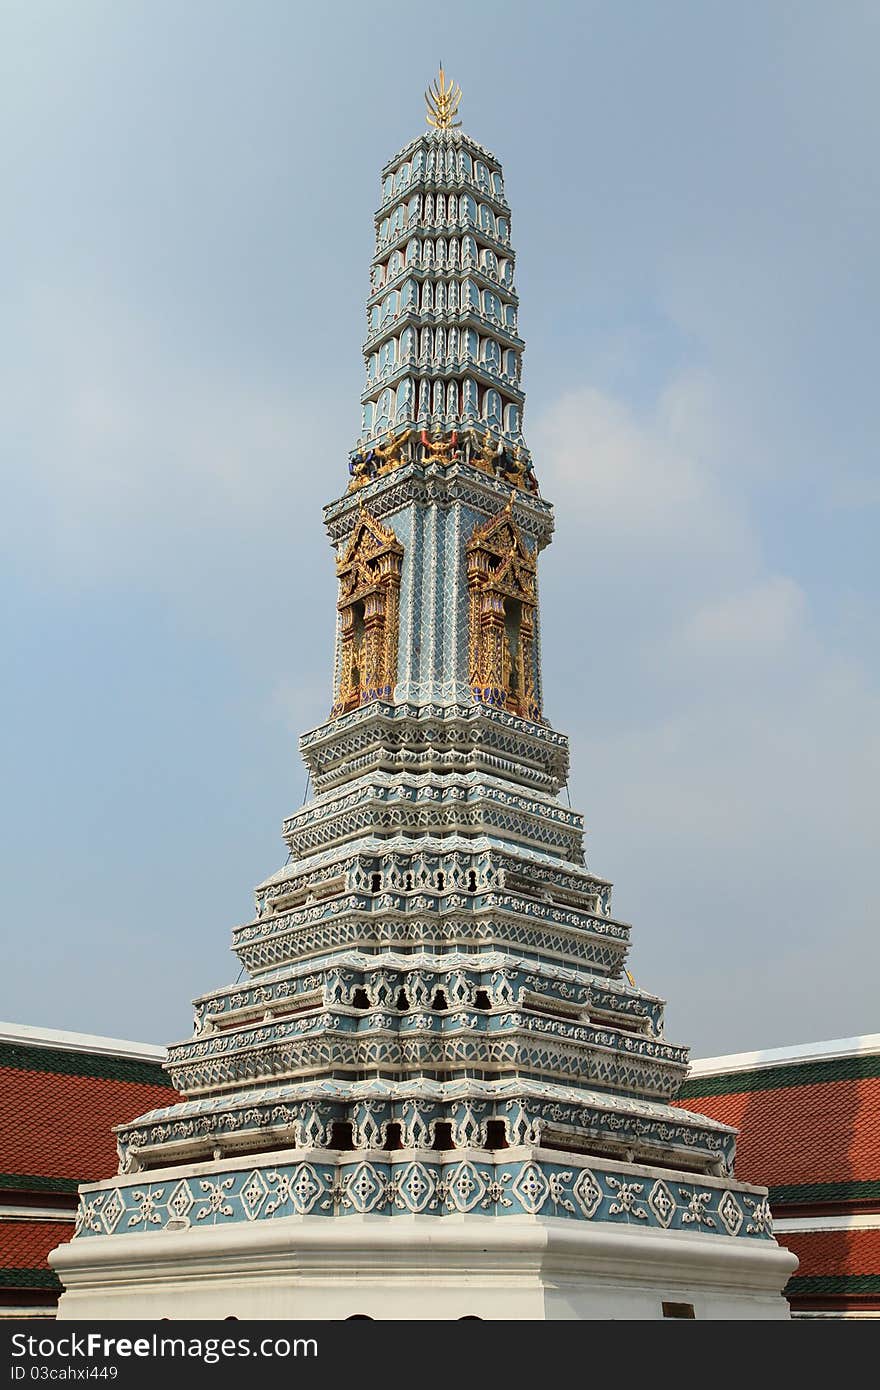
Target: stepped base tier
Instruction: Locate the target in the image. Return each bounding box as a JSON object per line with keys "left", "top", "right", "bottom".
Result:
{"left": 52, "top": 97, "right": 796, "bottom": 1319}
{"left": 53, "top": 1147, "right": 794, "bottom": 1320}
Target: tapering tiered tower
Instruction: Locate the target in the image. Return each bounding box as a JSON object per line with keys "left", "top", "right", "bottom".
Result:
{"left": 52, "top": 74, "right": 796, "bottom": 1319}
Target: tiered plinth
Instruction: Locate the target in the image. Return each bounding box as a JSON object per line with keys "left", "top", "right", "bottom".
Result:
{"left": 51, "top": 408, "right": 796, "bottom": 1317}
{"left": 52, "top": 1144, "right": 794, "bottom": 1319}
{"left": 51, "top": 695, "right": 796, "bottom": 1317}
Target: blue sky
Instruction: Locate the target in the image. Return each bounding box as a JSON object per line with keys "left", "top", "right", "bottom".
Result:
{"left": 1, "top": 1, "right": 877, "bottom": 1055}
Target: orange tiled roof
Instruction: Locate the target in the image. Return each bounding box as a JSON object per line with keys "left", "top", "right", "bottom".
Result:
{"left": 781, "top": 1227, "right": 880, "bottom": 1303}
{"left": 0, "top": 1040, "right": 178, "bottom": 1192}
{"left": 0, "top": 1036, "right": 178, "bottom": 1297}
{"left": 1, "top": 1067, "right": 178, "bottom": 1185}
{"left": 781, "top": 1228, "right": 880, "bottom": 1280}
{"left": 0, "top": 1220, "right": 71, "bottom": 1288}
{"left": 674, "top": 1076, "right": 880, "bottom": 1192}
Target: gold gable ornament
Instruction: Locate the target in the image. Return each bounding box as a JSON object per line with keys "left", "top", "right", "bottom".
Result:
{"left": 466, "top": 505, "right": 541, "bottom": 722}
{"left": 332, "top": 509, "right": 403, "bottom": 717}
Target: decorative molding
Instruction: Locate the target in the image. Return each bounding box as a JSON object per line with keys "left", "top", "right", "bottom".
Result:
{"left": 72, "top": 1149, "right": 769, "bottom": 1243}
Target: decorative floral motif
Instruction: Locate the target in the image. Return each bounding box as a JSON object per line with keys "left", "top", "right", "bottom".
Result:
{"left": 167, "top": 1180, "right": 194, "bottom": 1224}
{"left": 195, "top": 1178, "right": 235, "bottom": 1222}
{"left": 679, "top": 1187, "right": 716, "bottom": 1229}
{"left": 398, "top": 1162, "right": 435, "bottom": 1213}
{"left": 572, "top": 1169, "right": 602, "bottom": 1220}
{"left": 382, "top": 1177, "right": 404, "bottom": 1209}
{"left": 744, "top": 1196, "right": 773, "bottom": 1235}
{"left": 648, "top": 1179, "right": 675, "bottom": 1229}
{"left": 512, "top": 1162, "right": 548, "bottom": 1213}
{"left": 100, "top": 1189, "right": 126, "bottom": 1235}
{"left": 75, "top": 1200, "right": 101, "bottom": 1236}
{"left": 264, "top": 1164, "right": 323, "bottom": 1217}
{"left": 481, "top": 1172, "right": 513, "bottom": 1209}
{"left": 606, "top": 1176, "right": 647, "bottom": 1221}
{"left": 446, "top": 1161, "right": 485, "bottom": 1212}
{"left": 546, "top": 1170, "right": 575, "bottom": 1214}
{"left": 240, "top": 1170, "right": 269, "bottom": 1221}
{"left": 431, "top": 1177, "right": 452, "bottom": 1210}
{"left": 718, "top": 1190, "right": 744, "bottom": 1237}
{"left": 77, "top": 1193, "right": 112, "bottom": 1236}
{"left": 343, "top": 1162, "right": 385, "bottom": 1213}
{"left": 127, "top": 1188, "right": 164, "bottom": 1228}
{"left": 74, "top": 1150, "right": 775, "bottom": 1249}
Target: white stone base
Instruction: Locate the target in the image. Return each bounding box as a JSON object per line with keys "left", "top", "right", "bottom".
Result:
{"left": 51, "top": 1215, "right": 795, "bottom": 1320}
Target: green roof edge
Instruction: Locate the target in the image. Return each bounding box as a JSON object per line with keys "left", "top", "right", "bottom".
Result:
{"left": 0, "top": 1040, "right": 172, "bottom": 1087}
{"left": 0, "top": 1174, "right": 83, "bottom": 1195}
{"left": 769, "top": 1179, "right": 880, "bottom": 1204}
{"left": 787, "top": 1273, "right": 880, "bottom": 1296}
{"left": 0, "top": 1267, "right": 62, "bottom": 1289}
{"left": 679, "top": 1052, "right": 880, "bottom": 1099}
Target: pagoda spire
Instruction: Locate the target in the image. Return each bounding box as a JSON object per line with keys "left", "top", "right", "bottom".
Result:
{"left": 348, "top": 95, "right": 537, "bottom": 495}
{"left": 50, "top": 81, "right": 796, "bottom": 1323}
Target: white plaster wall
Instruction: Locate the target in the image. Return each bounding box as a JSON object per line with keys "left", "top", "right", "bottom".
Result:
{"left": 51, "top": 1216, "right": 795, "bottom": 1321}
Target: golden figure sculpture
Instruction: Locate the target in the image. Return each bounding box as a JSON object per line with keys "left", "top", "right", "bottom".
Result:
{"left": 463, "top": 432, "right": 540, "bottom": 493}
{"left": 347, "top": 442, "right": 377, "bottom": 492}
{"left": 420, "top": 427, "right": 460, "bottom": 466}
{"left": 467, "top": 428, "right": 503, "bottom": 476}
{"left": 515, "top": 445, "right": 539, "bottom": 493}
{"left": 373, "top": 427, "right": 413, "bottom": 475}
{"left": 503, "top": 445, "right": 528, "bottom": 490}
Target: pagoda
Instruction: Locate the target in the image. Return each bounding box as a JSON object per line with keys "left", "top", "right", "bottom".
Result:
{"left": 51, "top": 72, "right": 795, "bottom": 1319}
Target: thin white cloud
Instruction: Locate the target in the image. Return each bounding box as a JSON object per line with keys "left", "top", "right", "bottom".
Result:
{"left": 533, "top": 377, "right": 754, "bottom": 572}
{"left": 533, "top": 379, "right": 880, "bottom": 1050}
{"left": 1, "top": 285, "right": 343, "bottom": 646}
{"left": 683, "top": 576, "right": 806, "bottom": 650}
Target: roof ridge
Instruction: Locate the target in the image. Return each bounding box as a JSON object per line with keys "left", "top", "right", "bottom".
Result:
{"left": 689, "top": 1034, "right": 880, "bottom": 1078}
{"left": 0, "top": 1022, "right": 166, "bottom": 1063}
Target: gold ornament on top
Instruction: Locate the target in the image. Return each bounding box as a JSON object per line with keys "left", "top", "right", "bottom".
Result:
{"left": 425, "top": 64, "right": 462, "bottom": 130}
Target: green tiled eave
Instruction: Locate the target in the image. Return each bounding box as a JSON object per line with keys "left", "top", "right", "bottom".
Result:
{"left": 678, "top": 1052, "right": 880, "bottom": 1099}
{"left": 787, "top": 1274, "right": 880, "bottom": 1297}
{"left": 0, "top": 1267, "right": 62, "bottom": 1289}
{"left": 769, "top": 1179, "right": 880, "bottom": 1205}
{"left": 0, "top": 1040, "right": 170, "bottom": 1087}
{"left": 0, "top": 1174, "right": 81, "bottom": 1194}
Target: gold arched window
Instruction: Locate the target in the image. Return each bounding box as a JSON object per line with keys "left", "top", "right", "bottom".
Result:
{"left": 467, "top": 505, "right": 540, "bottom": 721}
{"left": 332, "top": 510, "right": 403, "bottom": 717}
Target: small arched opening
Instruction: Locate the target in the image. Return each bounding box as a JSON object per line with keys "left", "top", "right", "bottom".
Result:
{"left": 329, "top": 1122, "right": 355, "bottom": 1151}
{"left": 432, "top": 1121, "right": 454, "bottom": 1151}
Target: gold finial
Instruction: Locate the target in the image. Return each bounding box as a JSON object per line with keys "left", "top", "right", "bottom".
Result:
{"left": 425, "top": 63, "right": 462, "bottom": 130}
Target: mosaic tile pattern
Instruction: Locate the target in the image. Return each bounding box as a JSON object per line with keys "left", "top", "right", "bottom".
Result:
{"left": 74, "top": 1153, "right": 772, "bottom": 1240}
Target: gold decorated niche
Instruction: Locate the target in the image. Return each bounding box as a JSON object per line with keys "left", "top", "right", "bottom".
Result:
{"left": 467, "top": 504, "right": 541, "bottom": 721}
{"left": 332, "top": 509, "right": 403, "bottom": 717}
